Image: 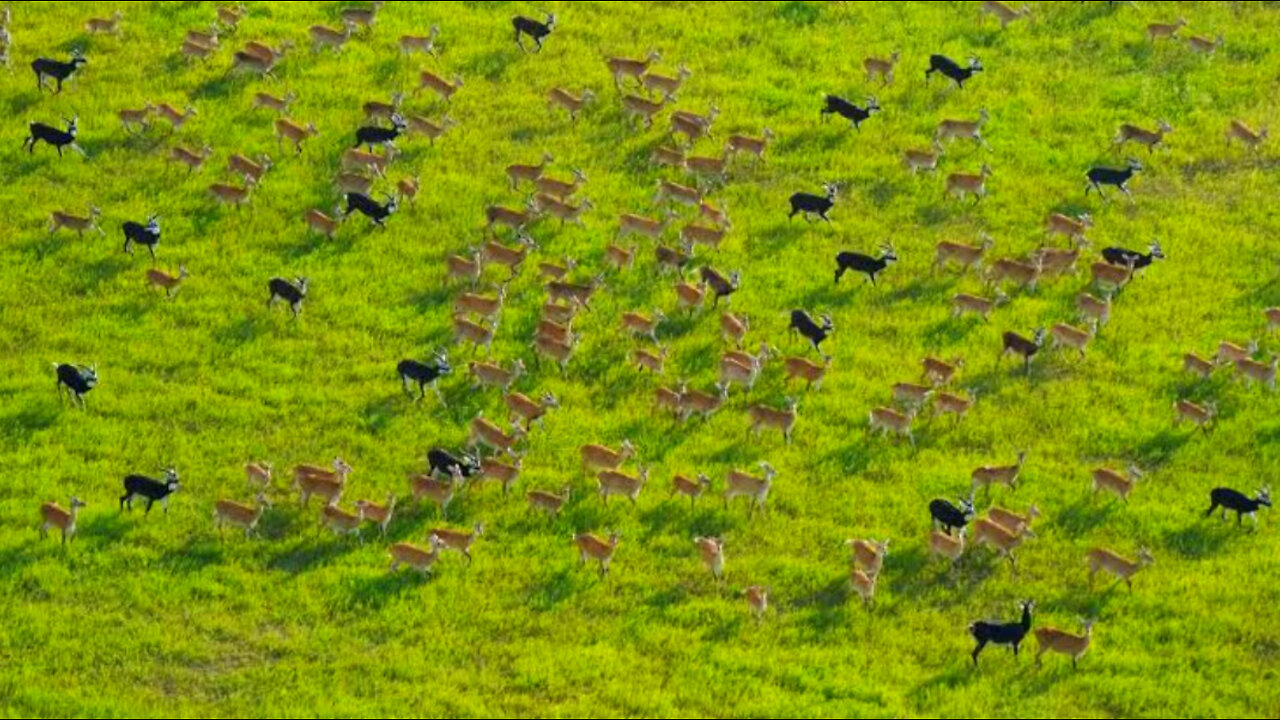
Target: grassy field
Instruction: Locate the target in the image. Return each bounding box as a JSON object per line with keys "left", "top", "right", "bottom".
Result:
{"left": 2, "top": 1, "right": 1280, "bottom": 717}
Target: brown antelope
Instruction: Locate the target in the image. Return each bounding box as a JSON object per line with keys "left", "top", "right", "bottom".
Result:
{"left": 655, "top": 178, "right": 703, "bottom": 207}
{"left": 656, "top": 244, "right": 692, "bottom": 275}
{"left": 726, "top": 128, "right": 775, "bottom": 164}
{"left": 274, "top": 118, "right": 318, "bottom": 153}
{"left": 1174, "top": 399, "right": 1216, "bottom": 431}
{"left": 642, "top": 64, "right": 692, "bottom": 101}
{"left": 321, "top": 504, "right": 363, "bottom": 543}
{"left": 478, "top": 457, "right": 522, "bottom": 496}
{"left": 1116, "top": 121, "right": 1173, "bottom": 152}
{"left": 1092, "top": 465, "right": 1142, "bottom": 502}
{"left": 535, "top": 169, "right": 588, "bottom": 201}
{"left": 535, "top": 195, "right": 593, "bottom": 226}
{"left": 469, "top": 358, "right": 523, "bottom": 391}
{"left": 245, "top": 461, "right": 273, "bottom": 489}
{"left": 1267, "top": 307, "right": 1280, "bottom": 333}
{"left": 304, "top": 205, "right": 343, "bottom": 239}
{"left": 654, "top": 384, "right": 685, "bottom": 418}
{"left": 748, "top": 399, "right": 799, "bottom": 443}
{"left": 39, "top": 497, "right": 86, "bottom": 545}
{"left": 685, "top": 152, "right": 730, "bottom": 186}
{"left": 721, "top": 312, "right": 749, "bottom": 348}
{"left": 972, "top": 451, "right": 1028, "bottom": 496}
{"left": 847, "top": 538, "right": 890, "bottom": 576}
{"left": 245, "top": 41, "right": 292, "bottom": 64}
{"left": 1226, "top": 120, "right": 1268, "bottom": 151}
{"left": 227, "top": 153, "right": 272, "bottom": 186}
{"left": 335, "top": 171, "right": 374, "bottom": 196}
{"left": 935, "top": 234, "right": 995, "bottom": 274}
{"left": 362, "top": 93, "right": 404, "bottom": 123}
{"left": 341, "top": 148, "right": 390, "bottom": 177}
{"left": 405, "top": 114, "right": 456, "bottom": 144}
{"left": 987, "top": 256, "right": 1042, "bottom": 292}
{"left": 1236, "top": 356, "right": 1278, "bottom": 390}
{"left": 619, "top": 212, "right": 671, "bottom": 241}
{"left": 671, "top": 473, "right": 712, "bottom": 507}
{"left": 536, "top": 318, "right": 574, "bottom": 347}
{"left": 946, "top": 164, "right": 993, "bottom": 202}
{"left": 680, "top": 383, "right": 728, "bottom": 422}
{"left": 395, "top": 175, "right": 420, "bottom": 206}
{"left": 411, "top": 466, "right": 463, "bottom": 516}
{"left": 156, "top": 103, "right": 197, "bottom": 130}
{"left": 651, "top": 145, "right": 686, "bottom": 168}
{"left": 622, "top": 309, "right": 665, "bottom": 343}
{"left": 621, "top": 93, "right": 665, "bottom": 129}
{"left": 482, "top": 235, "right": 537, "bottom": 277}
{"left": 597, "top": 467, "right": 649, "bottom": 506}
{"left": 187, "top": 24, "right": 220, "bottom": 48}
{"left": 445, "top": 247, "right": 483, "bottom": 288}
{"left": 49, "top": 207, "right": 105, "bottom": 237}
{"left": 504, "top": 391, "right": 558, "bottom": 430}
{"left": 693, "top": 536, "right": 726, "bottom": 582}
{"left": 784, "top": 356, "right": 828, "bottom": 391}
{"left": 574, "top": 531, "right": 621, "bottom": 575}
{"left": 937, "top": 109, "right": 990, "bottom": 146}
{"left": 295, "top": 461, "right": 351, "bottom": 507}
{"left": 1036, "top": 246, "right": 1087, "bottom": 277}
{"left": 1045, "top": 212, "right": 1093, "bottom": 246}
{"left": 672, "top": 106, "right": 719, "bottom": 141}
{"left": 1051, "top": 322, "right": 1094, "bottom": 359}
{"left": 746, "top": 586, "right": 769, "bottom": 620}
{"left": 724, "top": 462, "right": 776, "bottom": 515}
{"left": 922, "top": 357, "right": 964, "bottom": 386}
{"left": 146, "top": 266, "right": 190, "bottom": 298}
{"left": 1077, "top": 293, "right": 1111, "bottom": 328}
{"left": 972, "top": 517, "right": 1027, "bottom": 571}
{"left": 547, "top": 276, "right": 605, "bottom": 312}
{"left": 935, "top": 391, "right": 976, "bottom": 420}
{"left": 699, "top": 200, "right": 732, "bottom": 229}
{"left": 485, "top": 203, "right": 537, "bottom": 233}
{"left": 980, "top": 1, "right": 1030, "bottom": 28}
{"left": 527, "top": 486, "right": 571, "bottom": 518}
{"left": 532, "top": 334, "right": 575, "bottom": 373}
{"left": 214, "top": 492, "right": 272, "bottom": 539}
{"left": 388, "top": 535, "right": 443, "bottom": 575}
{"left": 168, "top": 144, "right": 214, "bottom": 173}
{"left": 581, "top": 441, "right": 636, "bottom": 474}
{"left": 869, "top": 406, "right": 916, "bottom": 445}
{"left": 181, "top": 40, "right": 217, "bottom": 62}
{"left": 538, "top": 256, "right": 576, "bottom": 281}
{"left": 252, "top": 90, "right": 297, "bottom": 114}
{"left": 606, "top": 50, "right": 661, "bottom": 88}
{"left": 453, "top": 315, "right": 497, "bottom": 356}
{"left": 1087, "top": 547, "right": 1153, "bottom": 590}
{"left": 1217, "top": 339, "right": 1258, "bottom": 366}
{"left": 903, "top": 142, "right": 945, "bottom": 174}
{"left": 952, "top": 292, "right": 1008, "bottom": 322}
{"left": 507, "top": 153, "right": 555, "bottom": 189}
{"left": 87, "top": 11, "right": 124, "bottom": 34}
{"left": 674, "top": 281, "right": 705, "bottom": 314}
{"left": 988, "top": 505, "right": 1041, "bottom": 537}
{"left": 1148, "top": 18, "right": 1188, "bottom": 41}
{"left": 1186, "top": 33, "right": 1223, "bottom": 54}
{"left": 1183, "top": 352, "right": 1215, "bottom": 380}
{"left": 1091, "top": 259, "right": 1135, "bottom": 293}
{"left": 548, "top": 87, "right": 596, "bottom": 122}
{"left": 209, "top": 182, "right": 252, "bottom": 209}
{"left": 340, "top": 1, "right": 385, "bottom": 30}
{"left": 1034, "top": 620, "right": 1095, "bottom": 669}
{"left": 118, "top": 104, "right": 156, "bottom": 133}
{"left": 723, "top": 342, "right": 773, "bottom": 375}
{"left": 432, "top": 523, "right": 483, "bottom": 564}
{"left": 231, "top": 49, "right": 278, "bottom": 76}
{"left": 864, "top": 50, "right": 901, "bottom": 85}
{"left": 309, "top": 23, "right": 352, "bottom": 52}
{"left": 605, "top": 243, "right": 636, "bottom": 270}
{"left": 216, "top": 4, "right": 247, "bottom": 30}
{"left": 399, "top": 26, "right": 441, "bottom": 56}
{"left": 455, "top": 287, "right": 507, "bottom": 321}
{"left": 416, "top": 70, "right": 463, "bottom": 102}
{"left": 892, "top": 382, "right": 934, "bottom": 411}
{"left": 849, "top": 568, "right": 879, "bottom": 609}
{"left": 930, "top": 525, "right": 969, "bottom": 571}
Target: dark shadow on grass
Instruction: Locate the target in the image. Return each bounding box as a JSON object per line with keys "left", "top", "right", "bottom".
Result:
{"left": 1055, "top": 497, "right": 1119, "bottom": 536}
{"left": 341, "top": 569, "right": 429, "bottom": 610}
{"left": 1, "top": 402, "right": 60, "bottom": 446}
{"left": 1162, "top": 519, "right": 1237, "bottom": 560}
{"left": 269, "top": 537, "right": 359, "bottom": 573}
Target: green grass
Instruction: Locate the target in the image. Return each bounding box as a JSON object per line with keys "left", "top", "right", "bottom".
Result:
{"left": 2, "top": 1, "right": 1280, "bottom": 717}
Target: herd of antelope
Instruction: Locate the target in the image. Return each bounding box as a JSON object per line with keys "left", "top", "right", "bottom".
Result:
{"left": 21, "top": 1, "right": 1279, "bottom": 671}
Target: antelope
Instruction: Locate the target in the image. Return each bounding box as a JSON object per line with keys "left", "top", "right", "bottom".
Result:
{"left": 1045, "top": 213, "right": 1093, "bottom": 246}
{"left": 672, "top": 106, "right": 719, "bottom": 138}
{"left": 726, "top": 128, "right": 774, "bottom": 164}
{"left": 654, "top": 385, "right": 684, "bottom": 417}
{"left": 335, "top": 171, "right": 373, "bottom": 195}
{"left": 946, "top": 165, "right": 993, "bottom": 202}
{"left": 642, "top": 63, "right": 692, "bottom": 100}
{"left": 469, "top": 358, "right": 523, "bottom": 391}
{"left": 305, "top": 205, "right": 343, "bottom": 239}
{"left": 536, "top": 318, "right": 574, "bottom": 346}
{"left": 1090, "top": 259, "right": 1135, "bottom": 293}
{"left": 321, "top": 505, "right": 362, "bottom": 543}
{"left": 847, "top": 538, "right": 890, "bottom": 576}
{"left": 1078, "top": 293, "right": 1111, "bottom": 328}
{"left": 548, "top": 87, "right": 596, "bottom": 122}
{"left": 972, "top": 517, "right": 1027, "bottom": 572}
{"left": 721, "top": 312, "right": 749, "bottom": 348}
{"left": 168, "top": 144, "right": 214, "bottom": 173}
{"left": 39, "top": 497, "right": 86, "bottom": 544}
{"left": 784, "top": 356, "right": 828, "bottom": 390}
{"left": 1087, "top": 547, "right": 1153, "bottom": 590}
{"left": 547, "top": 275, "right": 604, "bottom": 311}
{"left": 118, "top": 104, "right": 156, "bottom": 133}
{"left": 972, "top": 451, "right": 1028, "bottom": 496}
{"left": 388, "top": 535, "right": 443, "bottom": 575}
{"left": 156, "top": 103, "right": 197, "bottom": 130}
{"left": 622, "top": 309, "right": 665, "bottom": 343}
{"left": 864, "top": 50, "right": 900, "bottom": 84}
{"left": 748, "top": 399, "right": 799, "bottom": 443}
{"left": 453, "top": 315, "right": 497, "bottom": 356}
{"left": 538, "top": 256, "right": 576, "bottom": 281}
{"left": 362, "top": 93, "right": 404, "bottom": 123}
{"left": 903, "top": 142, "right": 945, "bottom": 174}
{"left": 724, "top": 462, "right": 776, "bottom": 515}
{"left": 1034, "top": 620, "right": 1095, "bottom": 669}
{"left": 621, "top": 94, "right": 666, "bottom": 129}
{"left": 619, "top": 212, "right": 671, "bottom": 241}
{"left": 1226, "top": 120, "right": 1268, "bottom": 151}
{"left": 935, "top": 234, "right": 994, "bottom": 273}
{"left": 850, "top": 569, "right": 878, "bottom": 609}
{"left": 87, "top": 11, "right": 124, "bottom": 34}
{"left": 1036, "top": 246, "right": 1086, "bottom": 277}
{"left": 297, "top": 472, "right": 344, "bottom": 508}
{"left": 340, "top": 1, "right": 386, "bottom": 31}
{"left": 507, "top": 153, "right": 554, "bottom": 189}
{"left": 182, "top": 39, "right": 217, "bottom": 62}
{"left": 935, "top": 391, "right": 976, "bottom": 420}
{"left": 606, "top": 50, "right": 661, "bottom": 89}
{"left": 581, "top": 441, "right": 636, "bottom": 474}
{"left": 216, "top": 4, "right": 247, "bottom": 30}
{"left": 869, "top": 406, "right": 915, "bottom": 445}
{"left": 936, "top": 109, "right": 990, "bottom": 146}
{"left": 1236, "top": 356, "right": 1278, "bottom": 390}
{"left": 674, "top": 282, "right": 705, "bottom": 314}
{"left": 980, "top": 1, "right": 1031, "bottom": 28}
{"left": 532, "top": 333, "right": 574, "bottom": 373}
{"left": 396, "top": 175, "right": 420, "bottom": 206}
{"left": 535, "top": 169, "right": 588, "bottom": 201}
{"left": 274, "top": 118, "right": 318, "bottom": 153}
{"left": 699, "top": 201, "right": 732, "bottom": 228}
{"left": 446, "top": 247, "right": 483, "bottom": 287}
{"left": 987, "top": 257, "right": 1042, "bottom": 292}
{"left": 605, "top": 243, "right": 636, "bottom": 270}
{"left": 1267, "top": 307, "right": 1280, "bottom": 333}
{"left": 504, "top": 391, "right": 559, "bottom": 430}
{"left": 400, "top": 26, "right": 441, "bottom": 56}
{"left": 1183, "top": 352, "right": 1215, "bottom": 380}
{"left": 671, "top": 473, "right": 713, "bottom": 507}
{"left": 651, "top": 145, "right": 686, "bottom": 168}
{"left": 252, "top": 90, "right": 297, "bottom": 114}
{"left": 685, "top": 152, "right": 730, "bottom": 186}
{"left": 1115, "top": 121, "right": 1173, "bottom": 152}
{"left": 1051, "top": 322, "right": 1094, "bottom": 359}
{"left": 1148, "top": 18, "right": 1188, "bottom": 41}
{"left": 988, "top": 505, "right": 1041, "bottom": 537}
{"left": 892, "top": 382, "right": 934, "bottom": 410}
{"left": 214, "top": 492, "right": 271, "bottom": 539}
{"left": 1186, "top": 33, "right": 1223, "bottom": 55}
{"left": 209, "top": 182, "right": 252, "bottom": 209}
{"left": 49, "top": 207, "right": 105, "bottom": 237}
{"left": 656, "top": 244, "right": 691, "bottom": 275}
{"left": 574, "top": 531, "right": 621, "bottom": 576}
{"left": 405, "top": 113, "right": 456, "bottom": 144}
{"left": 187, "top": 24, "right": 221, "bottom": 48}
{"left": 309, "top": 23, "right": 352, "bottom": 51}
{"left": 1174, "top": 399, "right": 1216, "bottom": 431}
{"left": 485, "top": 203, "right": 537, "bottom": 233}
{"left": 930, "top": 527, "right": 967, "bottom": 568}
{"left": 655, "top": 179, "right": 702, "bottom": 207}
{"left": 482, "top": 235, "right": 536, "bottom": 277}
{"left": 694, "top": 536, "right": 725, "bottom": 582}
{"left": 527, "top": 486, "right": 571, "bottom": 517}
{"left": 145, "top": 266, "right": 190, "bottom": 298}
{"left": 1217, "top": 339, "right": 1259, "bottom": 366}
{"left": 1000, "top": 327, "right": 1047, "bottom": 374}
{"left": 478, "top": 457, "right": 522, "bottom": 496}
{"left": 952, "top": 292, "right": 1007, "bottom": 322}
{"left": 294, "top": 457, "right": 352, "bottom": 492}
{"left": 410, "top": 466, "right": 463, "bottom": 516}
{"left": 341, "top": 148, "right": 390, "bottom": 177}
{"left": 746, "top": 586, "right": 769, "bottom": 620}
{"left": 597, "top": 467, "right": 649, "bottom": 506}
{"left": 228, "top": 153, "right": 272, "bottom": 185}
{"left": 1092, "top": 465, "right": 1142, "bottom": 502}
{"left": 416, "top": 70, "right": 463, "bottom": 102}
{"left": 680, "top": 383, "right": 728, "bottom": 422}
{"left": 455, "top": 287, "right": 507, "bottom": 321}
{"left": 922, "top": 357, "right": 964, "bottom": 386}
{"left": 536, "top": 195, "right": 593, "bottom": 226}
